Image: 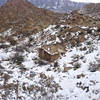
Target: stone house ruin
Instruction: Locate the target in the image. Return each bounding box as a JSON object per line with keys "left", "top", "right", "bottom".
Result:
{"left": 39, "top": 43, "right": 66, "bottom": 62}
{"left": 39, "top": 48, "right": 59, "bottom": 62}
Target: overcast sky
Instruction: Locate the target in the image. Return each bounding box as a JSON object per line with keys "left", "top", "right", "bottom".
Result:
{"left": 71, "top": 0, "right": 100, "bottom": 3}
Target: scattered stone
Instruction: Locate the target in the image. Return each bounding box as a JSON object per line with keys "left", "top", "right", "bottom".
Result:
{"left": 77, "top": 74, "right": 85, "bottom": 79}
{"left": 40, "top": 73, "right": 47, "bottom": 79}
{"left": 63, "top": 67, "right": 72, "bottom": 72}
{"left": 30, "top": 72, "right": 36, "bottom": 78}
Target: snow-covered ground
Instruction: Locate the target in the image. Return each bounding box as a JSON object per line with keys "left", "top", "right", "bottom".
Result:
{"left": 0, "top": 25, "right": 100, "bottom": 100}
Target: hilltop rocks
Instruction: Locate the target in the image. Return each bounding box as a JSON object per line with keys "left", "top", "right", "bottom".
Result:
{"left": 63, "top": 67, "right": 72, "bottom": 72}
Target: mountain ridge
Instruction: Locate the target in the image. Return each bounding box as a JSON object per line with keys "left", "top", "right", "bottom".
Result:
{"left": 0, "top": 0, "right": 87, "bottom": 13}
{"left": 0, "top": 0, "right": 62, "bottom": 34}
{"left": 28, "top": 0, "right": 86, "bottom": 13}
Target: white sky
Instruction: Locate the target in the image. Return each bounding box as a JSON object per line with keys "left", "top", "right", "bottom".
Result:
{"left": 71, "top": 0, "right": 100, "bottom": 3}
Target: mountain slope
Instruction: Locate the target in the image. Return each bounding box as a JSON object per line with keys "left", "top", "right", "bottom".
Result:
{"left": 0, "top": 0, "right": 62, "bottom": 34}
{"left": 79, "top": 3, "right": 100, "bottom": 19}
{"left": 0, "top": 22, "right": 100, "bottom": 100}
{"left": 0, "top": 0, "right": 87, "bottom": 13}
{"left": 0, "top": 1, "right": 100, "bottom": 100}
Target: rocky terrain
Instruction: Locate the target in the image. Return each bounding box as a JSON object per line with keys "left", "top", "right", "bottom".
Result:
{"left": 79, "top": 3, "right": 100, "bottom": 19}
{"left": 0, "top": 0, "right": 62, "bottom": 34}
{"left": 0, "top": 0, "right": 100, "bottom": 100}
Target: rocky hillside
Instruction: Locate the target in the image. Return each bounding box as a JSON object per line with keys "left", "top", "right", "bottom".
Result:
{"left": 60, "top": 10, "right": 100, "bottom": 28}
{"left": 79, "top": 3, "right": 100, "bottom": 19}
{"left": 0, "top": 0, "right": 100, "bottom": 100}
{"left": 28, "top": 0, "right": 86, "bottom": 13}
{"left": 0, "top": 18, "right": 100, "bottom": 100}
{"left": 0, "top": 0, "right": 62, "bottom": 34}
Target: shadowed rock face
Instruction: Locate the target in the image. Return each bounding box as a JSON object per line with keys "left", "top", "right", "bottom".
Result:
{"left": 0, "top": 0, "right": 62, "bottom": 34}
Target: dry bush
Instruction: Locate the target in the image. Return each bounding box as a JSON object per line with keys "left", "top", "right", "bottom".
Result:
{"left": 12, "top": 53, "right": 24, "bottom": 65}
{"left": 89, "top": 61, "right": 100, "bottom": 72}
{"left": 7, "top": 37, "right": 17, "bottom": 45}
{"left": 73, "top": 62, "right": 81, "bottom": 70}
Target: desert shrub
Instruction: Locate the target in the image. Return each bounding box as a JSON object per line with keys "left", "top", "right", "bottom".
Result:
{"left": 15, "top": 46, "right": 26, "bottom": 52}
{"left": 86, "top": 41, "right": 92, "bottom": 45}
{"left": 76, "top": 82, "right": 89, "bottom": 92}
{"left": 37, "top": 60, "right": 48, "bottom": 66}
{"left": 88, "top": 46, "right": 94, "bottom": 53}
{"left": 86, "top": 46, "right": 94, "bottom": 54}
{"left": 0, "top": 44, "right": 8, "bottom": 49}
{"left": 71, "top": 54, "right": 80, "bottom": 62}
{"left": 76, "top": 39, "right": 81, "bottom": 47}
{"left": 21, "top": 75, "right": 61, "bottom": 100}
{"left": 97, "top": 27, "right": 100, "bottom": 32}
{"left": 89, "top": 62, "right": 100, "bottom": 72}
{"left": 22, "top": 31, "right": 30, "bottom": 37}
{"left": 63, "top": 26, "right": 67, "bottom": 29}
{"left": 55, "top": 25, "right": 60, "bottom": 29}
{"left": 87, "top": 29, "right": 92, "bottom": 34}
{"left": 73, "top": 62, "right": 81, "bottom": 70}
{"left": 8, "top": 37, "right": 17, "bottom": 45}
{"left": 80, "top": 46, "right": 87, "bottom": 51}
{"left": 29, "top": 36, "right": 34, "bottom": 42}
{"left": 54, "top": 62, "right": 59, "bottom": 67}
{"left": 79, "top": 31, "right": 84, "bottom": 35}
{"left": 13, "top": 53, "right": 24, "bottom": 65}
{"left": 0, "top": 65, "right": 4, "bottom": 69}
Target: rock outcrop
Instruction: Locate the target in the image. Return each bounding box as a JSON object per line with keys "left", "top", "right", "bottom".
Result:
{"left": 39, "top": 43, "right": 66, "bottom": 62}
